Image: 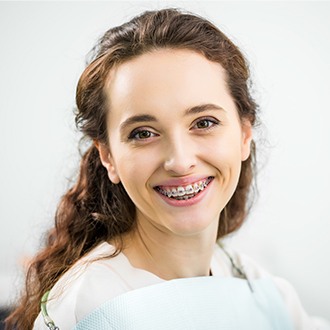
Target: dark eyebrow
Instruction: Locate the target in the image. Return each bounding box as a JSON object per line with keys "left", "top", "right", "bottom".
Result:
{"left": 185, "top": 103, "right": 226, "bottom": 115}
{"left": 120, "top": 114, "right": 157, "bottom": 132}
{"left": 120, "top": 104, "right": 225, "bottom": 132}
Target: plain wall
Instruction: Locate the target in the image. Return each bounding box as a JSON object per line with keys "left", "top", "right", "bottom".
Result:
{"left": 0, "top": 1, "right": 329, "bottom": 320}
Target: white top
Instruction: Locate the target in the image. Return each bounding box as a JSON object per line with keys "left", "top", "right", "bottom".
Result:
{"left": 33, "top": 242, "right": 329, "bottom": 330}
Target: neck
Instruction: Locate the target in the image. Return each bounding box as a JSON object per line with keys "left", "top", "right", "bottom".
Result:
{"left": 122, "top": 220, "right": 218, "bottom": 280}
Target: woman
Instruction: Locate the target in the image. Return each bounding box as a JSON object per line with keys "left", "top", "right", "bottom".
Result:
{"left": 5, "top": 8, "right": 325, "bottom": 330}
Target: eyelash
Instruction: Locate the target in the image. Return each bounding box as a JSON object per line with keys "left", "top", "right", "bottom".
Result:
{"left": 127, "top": 128, "right": 158, "bottom": 141}
{"left": 192, "top": 117, "right": 220, "bottom": 131}
{"left": 127, "top": 117, "right": 220, "bottom": 141}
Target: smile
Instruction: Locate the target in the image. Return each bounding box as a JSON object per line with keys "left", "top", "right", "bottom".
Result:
{"left": 154, "top": 177, "right": 214, "bottom": 200}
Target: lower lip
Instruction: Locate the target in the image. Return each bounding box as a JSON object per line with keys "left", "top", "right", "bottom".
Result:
{"left": 155, "top": 179, "right": 213, "bottom": 207}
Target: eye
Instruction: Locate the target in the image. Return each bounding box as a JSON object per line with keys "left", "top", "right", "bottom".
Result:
{"left": 128, "top": 129, "right": 157, "bottom": 141}
{"left": 192, "top": 117, "right": 220, "bottom": 130}
{"left": 196, "top": 119, "right": 211, "bottom": 129}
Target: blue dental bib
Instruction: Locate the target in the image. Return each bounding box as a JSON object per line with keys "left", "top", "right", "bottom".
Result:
{"left": 73, "top": 276, "right": 294, "bottom": 330}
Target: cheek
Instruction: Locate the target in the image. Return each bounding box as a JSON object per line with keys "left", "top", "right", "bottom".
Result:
{"left": 203, "top": 132, "right": 243, "bottom": 165}
{"left": 203, "top": 133, "right": 243, "bottom": 193}
{"left": 115, "top": 149, "right": 158, "bottom": 189}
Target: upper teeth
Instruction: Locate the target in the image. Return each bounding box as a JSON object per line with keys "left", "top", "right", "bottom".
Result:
{"left": 157, "top": 178, "right": 212, "bottom": 198}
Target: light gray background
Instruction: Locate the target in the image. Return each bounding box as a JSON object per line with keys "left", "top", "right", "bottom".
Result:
{"left": 0, "top": 0, "right": 329, "bottom": 320}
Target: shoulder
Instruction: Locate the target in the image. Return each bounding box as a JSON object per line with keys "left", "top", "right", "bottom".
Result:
{"left": 211, "top": 242, "right": 274, "bottom": 280}
{"left": 33, "top": 242, "right": 138, "bottom": 330}
{"left": 213, "top": 243, "right": 327, "bottom": 330}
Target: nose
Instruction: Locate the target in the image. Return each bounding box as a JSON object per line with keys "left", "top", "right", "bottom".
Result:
{"left": 163, "top": 134, "right": 197, "bottom": 175}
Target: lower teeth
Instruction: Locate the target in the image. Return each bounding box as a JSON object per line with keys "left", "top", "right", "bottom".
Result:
{"left": 156, "top": 191, "right": 198, "bottom": 200}
{"left": 171, "top": 193, "right": 196, "bottom": 200}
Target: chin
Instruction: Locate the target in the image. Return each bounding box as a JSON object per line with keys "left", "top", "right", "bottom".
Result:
{"left": 163, "top": 214, "right": 220, "bottom": 238}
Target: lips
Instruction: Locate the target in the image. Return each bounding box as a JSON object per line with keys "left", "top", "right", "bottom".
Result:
{"left": 154, "top": 176, "right": 214, "bottom": 200}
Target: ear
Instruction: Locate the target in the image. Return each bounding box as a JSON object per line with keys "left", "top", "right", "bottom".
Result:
{"left": 94, "top": 141, "right": 120, "bottom": 184}
{"left": 240, "top": 120, "right": 253, "bottom": 161}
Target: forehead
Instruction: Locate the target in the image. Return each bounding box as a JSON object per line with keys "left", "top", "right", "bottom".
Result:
{"left": 105, "top": 49, "right": 235, "bottom": 119}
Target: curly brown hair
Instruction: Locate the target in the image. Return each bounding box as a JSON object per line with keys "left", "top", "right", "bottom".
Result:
{"left": 6, "top": 8, "right": 258, "bottom": 329}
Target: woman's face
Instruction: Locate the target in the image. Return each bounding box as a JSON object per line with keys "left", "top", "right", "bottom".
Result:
{"left": 99, "top": 49, "right": 252, "bottom": 239}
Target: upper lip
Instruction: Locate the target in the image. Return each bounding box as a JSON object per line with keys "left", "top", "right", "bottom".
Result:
{"left": 153, "top": 175, "right": 213, "bottom": 188}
